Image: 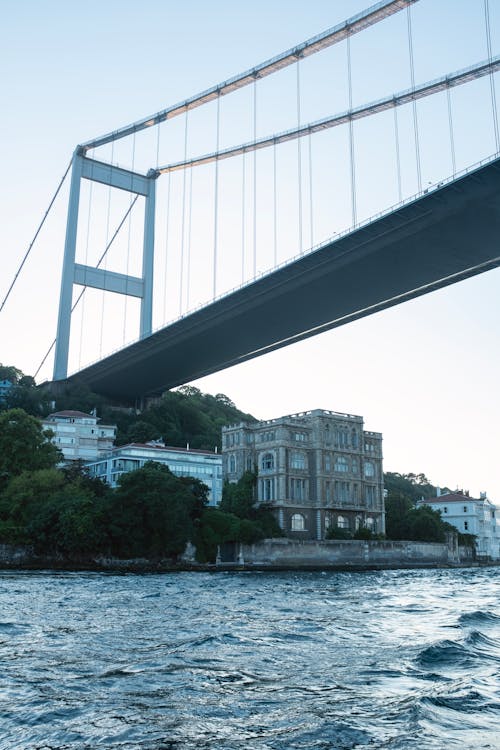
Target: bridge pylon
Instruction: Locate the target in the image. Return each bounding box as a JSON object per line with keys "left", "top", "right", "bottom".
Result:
{"left": 53, "top": 148, "right": 158, "bottom": 381}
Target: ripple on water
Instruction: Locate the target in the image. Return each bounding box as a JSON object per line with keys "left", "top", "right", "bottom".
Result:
{"left": 0, "top": 568, "right": 498, "bottom": 750}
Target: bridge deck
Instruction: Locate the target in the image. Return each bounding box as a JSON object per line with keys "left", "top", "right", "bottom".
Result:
{"left": 60, "top": 156, "right": 500, "bottom": 402}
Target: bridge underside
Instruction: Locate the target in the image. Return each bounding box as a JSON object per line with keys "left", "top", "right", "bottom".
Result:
{"left": 59, "top": 156, "right": 500, "bottom": 402}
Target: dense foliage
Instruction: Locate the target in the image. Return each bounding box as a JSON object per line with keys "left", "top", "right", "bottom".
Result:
{"left": 383, "top": 471, "right": 475, "bottom": 546}
{"left": 0, "top": 364, "right": 255, "bottom": 452}
{"left": 0, "top": 407, "right": 281, "bottom": 563}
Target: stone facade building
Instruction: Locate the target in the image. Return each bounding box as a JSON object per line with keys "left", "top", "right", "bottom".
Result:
{"left": 222, "top": 409, "right": 384, "bottom": 540}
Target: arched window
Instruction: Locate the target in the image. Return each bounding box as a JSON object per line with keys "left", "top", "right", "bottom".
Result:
{"left": 337, "top": 515, "right": 349, "bottom": 529}
{"left": 334, "top": 455, "right": 349, "bottom": 473}
{"left": 290, "top": 451, "right": 306, "bottom": 470}
{"left": 364, "top": 461, "right": 375, "bottom": 478}
{"left": 365, "top": 517, "right": 374, "bottom": 529}
{"left": 261, "top": 452, "right": 274, "bottom": 471}
{"left": 291, "top": 513, "right": 305, "bottom": 531}
{"left": 229, "top": 455, "right": 236, "bottom": 473}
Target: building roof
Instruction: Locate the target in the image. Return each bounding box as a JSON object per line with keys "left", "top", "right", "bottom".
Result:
{"left": 422, "top": 492, "right": 485, "bottom": 504}
{"left": 45, "top": 410, "right": 96, "bottom": 419}
{"left": 114, "top": 442, "right": 219, "bottom": 457}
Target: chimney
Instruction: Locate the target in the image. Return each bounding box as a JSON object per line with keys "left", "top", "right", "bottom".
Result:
{"left": 436, "top": 487, "right": 441, "bottom": 497}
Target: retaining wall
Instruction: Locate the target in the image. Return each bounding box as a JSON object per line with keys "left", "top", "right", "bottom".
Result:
{"left": 240, "top": 538, "right": 461, "bottom": 567}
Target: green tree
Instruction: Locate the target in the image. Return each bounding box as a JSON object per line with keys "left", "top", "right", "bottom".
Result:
{"left": 194, "top": 508, "right": 241, "bottom": 563}
{"left": 220, "top": 471, "right": 257, "bottom": 519}
{"left": 0, "top": 365, "right": 23, "bottom": 384}
{"left": 0, "top": 409, "right": 61, "bottom": 490}
{"left": 109, "top": 462, "right": 195, "bottom": 559}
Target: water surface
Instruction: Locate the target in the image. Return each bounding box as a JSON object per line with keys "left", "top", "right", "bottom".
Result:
{"left": 0, "top": 567, "right": 499, "bottom": 749}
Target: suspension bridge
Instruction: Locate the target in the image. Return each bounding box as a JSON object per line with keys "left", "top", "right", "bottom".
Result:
{"left": 2, "top": 0, "right": 500, "bottom": 403}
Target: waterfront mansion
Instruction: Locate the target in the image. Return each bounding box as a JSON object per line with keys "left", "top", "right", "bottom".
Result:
{"left": 222, "top": 409, "right": 384, "bottom": 540}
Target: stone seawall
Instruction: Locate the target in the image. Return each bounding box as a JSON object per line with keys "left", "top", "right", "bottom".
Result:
{"left": 0, "top": 540, "right": 476, "bottom": 571}
{"left": 240, "top": 538, "right": 472, "bottom": 568}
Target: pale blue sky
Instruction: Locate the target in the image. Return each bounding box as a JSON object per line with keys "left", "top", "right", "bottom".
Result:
{"left": 1, "top": 0, "right": 499, "bottom": 498}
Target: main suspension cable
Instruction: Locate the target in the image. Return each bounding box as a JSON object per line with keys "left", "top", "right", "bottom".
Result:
{"left": 0, "top": 158, "right": 72, "bottom": 316}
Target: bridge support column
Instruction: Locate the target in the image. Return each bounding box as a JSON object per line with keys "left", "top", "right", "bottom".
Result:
{"left": 54, "top": 150, "right": 83, "bottom": 381}
{"left": 140, "top": 174, "right": 156, "bottom": 339}
{"left": 52, "top": 151, "right": 158, "bottom": 381}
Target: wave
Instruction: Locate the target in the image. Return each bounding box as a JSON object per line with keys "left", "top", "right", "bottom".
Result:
{"left": 416, "top": 640, "right": 478, "bottom": 669}
{"left": 458, "top": 610, "right": 500, "bottom": 626}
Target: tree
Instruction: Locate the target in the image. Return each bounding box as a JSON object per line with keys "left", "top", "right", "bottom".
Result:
{"left": 109, "top": 462, "right": 195, "bottom": 559}
{"left": 220, "top": 471, "right": 283, "bottom": 540}
{"left": 0, "top": 365, "right": 23, "bottom": 384}
{"left": 220, "top": 471, "right": 257, "bottom": 519}
{"left": 0, "top": 409, "right": 61, "bottom": 490}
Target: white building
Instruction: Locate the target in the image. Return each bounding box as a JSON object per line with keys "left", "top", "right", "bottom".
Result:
{"left": 42, "top": 410, "right": 116, "bottom": 463}
{"left": 419, "top": 491, "right": 499, "bottom": 560}
{"left": 86, "top": 442, "right": 223, "bottom": 505}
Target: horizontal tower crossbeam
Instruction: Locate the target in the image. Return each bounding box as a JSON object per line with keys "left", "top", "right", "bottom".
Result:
{"left": 158, "top": 56, "right": 500, "bottom": 174}
{"left": 80, "top": 0, "right": 419, "bottom": 152}
{"left": 81, "top": 155, "right": 153, "bottom": 196}
{"left": 73, "top": 264, "right": 144, "bottom": 298}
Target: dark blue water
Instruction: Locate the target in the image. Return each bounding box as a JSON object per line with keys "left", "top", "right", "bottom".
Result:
{"left": 0, "top": 567, "right": 499, "bottom": 749}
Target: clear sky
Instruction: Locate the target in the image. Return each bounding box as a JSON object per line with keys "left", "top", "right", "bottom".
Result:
{"left": 1, "top": 0, "right": 499, "bottom": 499}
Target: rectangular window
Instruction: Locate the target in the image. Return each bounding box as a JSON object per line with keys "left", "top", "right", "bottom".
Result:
{"left": 325, "top": 454, "right": 331, "bottom": 472}
{"left": 290, "top": 452, "right": 306, "bottom": 470}
{"left": 290, "top": 478, "right": 305, "bottom": 501}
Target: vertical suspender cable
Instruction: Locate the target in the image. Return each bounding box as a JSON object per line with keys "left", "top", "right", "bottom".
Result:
{"left": 253, "top": 78, "right": 257, "bottom": 278}
{"left": 79, "top": 152, "right": 94, "bottom": 368}
{"left": 100, "top": 141, "right": 114, "bottom": 357}
{"left": 446, "top": 85, "right": 457, "bottom": 176}
{"left": 296, "top": 57, "right": 303, "bottom": 251}
{"left": 186, "top": 168, "right": 193, "bottom": 311}
{"left": 273, "top": 139, "right": 278, "bottom": 267}
{"left": 155, "top": 118, "right": 161, "bottom": 169}
{"left": 241, "top": 153, "right": 246, "bottom": 284}
{"left": 393, "top": 104, "right": 403, "bottom": 202}
{"left": 407, "top": 4, "right": 422, "bottom": 192}
{"left": 308, "top": 131, "right": 314, "bottom": 249}
{"left": 123, "top": 132, "right": 136, "bottom": 344}
{"left": 484, "top": 0, "right": 500, "bottom": 152}
{"left": 163, "top": 172, "right": 171, "bottom": 325}
{"left": 213, "top": 94, "right": 221, "bottom": 298}
{"left": 347, "top": 33, "right": 357, "bottom": 226}
{"left": 180, "top": 110, "right": 189, "bottom": 314}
